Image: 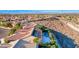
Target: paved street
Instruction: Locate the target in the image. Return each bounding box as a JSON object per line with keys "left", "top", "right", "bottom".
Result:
{"left": 0, "top": 28, "right": 9, "bottom": 39}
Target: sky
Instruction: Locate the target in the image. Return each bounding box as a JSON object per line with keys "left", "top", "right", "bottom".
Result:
{"left": 0, "top": 10, "right": 79, "bottom": 14}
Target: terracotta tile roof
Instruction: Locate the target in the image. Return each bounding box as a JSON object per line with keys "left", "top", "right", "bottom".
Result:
{"left": 7, "top": 23, "right": 36, "bottom": 41}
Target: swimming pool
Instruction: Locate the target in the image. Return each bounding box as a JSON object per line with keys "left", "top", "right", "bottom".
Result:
{"left": 32, "top": 28, "right": 76, "bottom": 48}
{"left": 32, "top": 29, "right": 60, "bottom": 48}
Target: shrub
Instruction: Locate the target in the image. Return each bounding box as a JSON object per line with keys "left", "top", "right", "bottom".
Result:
{"left": 4, "top": 38, "right": 10, "bottom": 43}
{"left": 33, "top": 37, "right": 39, "bottom": 43}
{"left": 14, "top": 23, "right": 22, "bottom": 30}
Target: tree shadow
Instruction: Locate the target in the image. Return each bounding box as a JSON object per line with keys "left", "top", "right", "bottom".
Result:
{"left": 51, "top": 30, "right": 77, "bottom": 48}
{"left": 14, "top": 39, "right": 30, "bottom": 48}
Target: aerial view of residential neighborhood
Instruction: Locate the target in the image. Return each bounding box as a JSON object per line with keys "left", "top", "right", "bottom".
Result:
{"left": 0, "top": 10, "right": 79, "bottom": 48}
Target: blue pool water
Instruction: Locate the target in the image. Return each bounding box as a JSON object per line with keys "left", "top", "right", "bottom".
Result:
{"left": 32, "top": 30, "right": 50, "bottom": 43}
{"left": 42, "top": 32, "right": 50, "bottom": 43}
{"left": 32, "top": 29, "right": 76, "bottom": 48}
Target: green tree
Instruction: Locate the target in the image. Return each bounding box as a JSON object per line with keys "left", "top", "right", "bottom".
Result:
{"left": 8, "top": 28, "right": 16, "bottom": 36}
{"left": 8, "top": 23, "right": 22, "bottom": 36}
{"left": 14, "top": 23, "right": 22, "bottom": 29}
{"left": 33, "top": 37, "right": 39, "bottom": 43}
